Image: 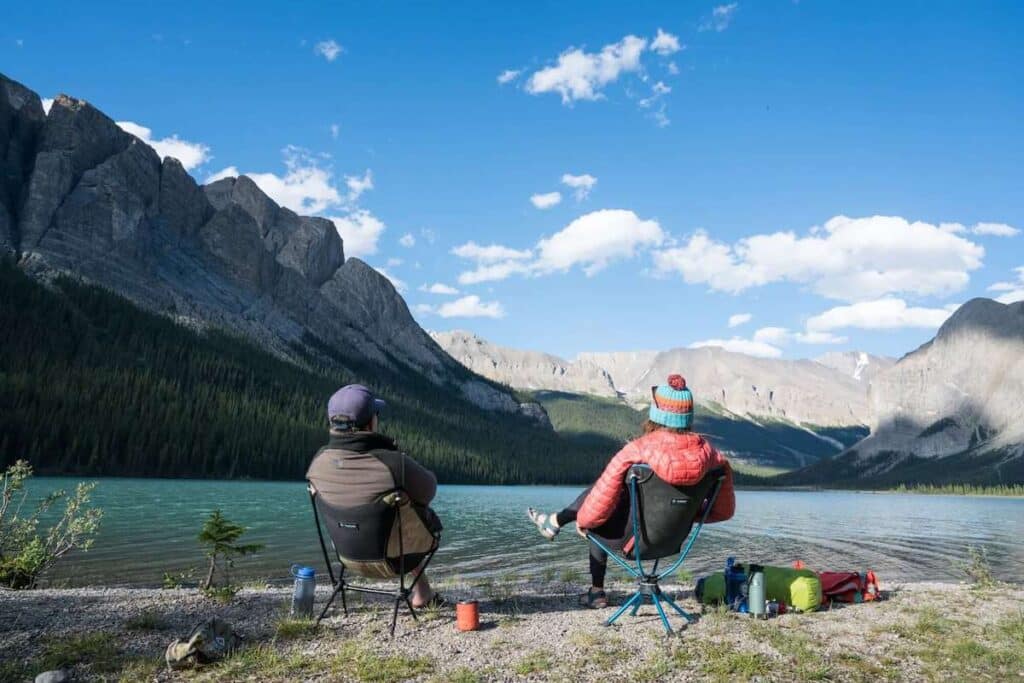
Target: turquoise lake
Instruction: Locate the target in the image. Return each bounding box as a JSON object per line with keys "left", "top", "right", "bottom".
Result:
{"left": 23, "top": 478, "right": 1024, "bottom": 586}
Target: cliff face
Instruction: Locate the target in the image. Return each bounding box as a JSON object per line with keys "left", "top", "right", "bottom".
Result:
{"left": 431, "top": 330, "right": 619, "bottom": 398}
{"left": 857, "top": 298, "right": 1024, "bottom": 460}
{"left": 0, "top": 72, "right": 520, "bottom": 414}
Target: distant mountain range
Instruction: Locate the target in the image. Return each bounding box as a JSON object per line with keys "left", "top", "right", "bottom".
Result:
{"left": 435, "top": 311, "right": 1024, "bottom": 485}
{"left": 434, "top": 330, "right": 888, "bottom": 427}
{"left": 2, "top": 72, "right": 1020, "bottom": 486}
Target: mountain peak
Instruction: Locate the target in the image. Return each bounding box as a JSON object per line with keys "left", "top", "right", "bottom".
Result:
{"left": 936, "top": 297, "right": 1024, "bottom": 342}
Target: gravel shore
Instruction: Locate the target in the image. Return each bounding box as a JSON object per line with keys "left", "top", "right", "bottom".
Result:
{"left": 1, "top": 579, "right": 1022, "bottom": 681}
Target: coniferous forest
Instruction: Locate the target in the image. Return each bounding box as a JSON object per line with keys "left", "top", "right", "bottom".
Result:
{"left": 0, "top": 261, "right": 620, "bottom": 484}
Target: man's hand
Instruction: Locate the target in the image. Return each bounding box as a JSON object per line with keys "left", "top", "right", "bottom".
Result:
{"left": 576, "top": 525, "right": 589, "bottom": 539}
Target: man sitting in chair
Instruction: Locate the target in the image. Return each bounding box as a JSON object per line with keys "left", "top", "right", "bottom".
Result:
{"left": 527, "top": 374, "right": 735, "bottom": 608}
{"left": 307, "top": 384, "right": 443, "bottom": 609}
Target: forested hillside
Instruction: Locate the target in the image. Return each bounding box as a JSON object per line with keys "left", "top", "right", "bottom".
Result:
{"left": 0, "top": 261, "right": 615, "bottom": 484}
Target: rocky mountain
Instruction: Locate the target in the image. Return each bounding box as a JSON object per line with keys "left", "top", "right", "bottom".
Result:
{"left": 0, "top": 72, "right": 526, "bottom": 417}
{"left": 778, "top": 298, "right": 1024, "bottom": 486}
{"left": 575, "top": 351, "right": 659, "bottom": 393}
{"left": 615, "top": 347, "right": 871, "bottom": 428}
{"left": 431, "top": 330, "right": 619, "bottom": 398}
{"left": 858, "top": 298, "right": 1024, "bottom": 461}
{"left": 815, "top": 351, "right": 895, "bottom": 385}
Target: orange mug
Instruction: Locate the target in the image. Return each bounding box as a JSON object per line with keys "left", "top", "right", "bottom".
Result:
{"left": 456, "top": 600, "right": 479, "bottom": 632}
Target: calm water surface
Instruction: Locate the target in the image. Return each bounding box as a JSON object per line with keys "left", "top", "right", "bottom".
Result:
{"left": 24, "top": 478, "right": 1024, "bottom": 586}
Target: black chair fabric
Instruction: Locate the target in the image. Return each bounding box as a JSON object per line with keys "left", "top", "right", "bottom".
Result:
{"left": 629, "top": 465, "right": 723, "bottom": 561}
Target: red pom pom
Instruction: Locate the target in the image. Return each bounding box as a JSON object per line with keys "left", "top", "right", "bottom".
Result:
{"left": 667, "top": 374, "right": 686, "bottom": 390}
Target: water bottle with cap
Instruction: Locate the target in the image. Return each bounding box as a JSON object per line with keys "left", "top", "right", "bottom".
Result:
{"left": 748, "top": 564, "right": 767, "bottom": 618}
{"left": 290, "top": 565, "right": 316, "bottom": 619}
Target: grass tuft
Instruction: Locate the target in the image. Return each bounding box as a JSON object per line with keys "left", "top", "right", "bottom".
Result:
{"left": 513, "top": 650, "right": 553, "bottom": 676}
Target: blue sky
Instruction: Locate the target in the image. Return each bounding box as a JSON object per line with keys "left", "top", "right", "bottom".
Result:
{"left": 4, "top": 1, "right": 1023, "bottom": 360}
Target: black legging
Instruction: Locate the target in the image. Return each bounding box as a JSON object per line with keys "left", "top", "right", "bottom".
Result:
{"left": 555, "top": 486, "right": 631, "bottom": 589}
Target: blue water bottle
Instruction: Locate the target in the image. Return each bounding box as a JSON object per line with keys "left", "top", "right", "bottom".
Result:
{"left": 291, "top": 565, "right": 316, "bottom": 619}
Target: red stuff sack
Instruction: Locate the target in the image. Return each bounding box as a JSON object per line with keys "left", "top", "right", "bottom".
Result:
{"left": 819, "top": 570, "right": 880, "bottom": 604}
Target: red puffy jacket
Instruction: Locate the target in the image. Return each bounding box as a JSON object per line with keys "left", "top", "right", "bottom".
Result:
{"left": 576, "top": 429, "right": 735, "bottom": 530}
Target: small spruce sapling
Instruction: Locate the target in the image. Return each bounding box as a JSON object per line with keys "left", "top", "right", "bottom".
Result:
{"left": 198, "top": 509, "right": 262, "bottom": 592}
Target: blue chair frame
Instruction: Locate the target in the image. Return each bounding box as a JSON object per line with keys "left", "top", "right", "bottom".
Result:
{"left": 587, "top": 466, "right": 724, "bottom": 634}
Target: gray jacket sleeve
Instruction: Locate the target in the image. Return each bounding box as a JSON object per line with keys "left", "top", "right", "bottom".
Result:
{"left": 400, "top": 454, "right": 437, "bottom": 506}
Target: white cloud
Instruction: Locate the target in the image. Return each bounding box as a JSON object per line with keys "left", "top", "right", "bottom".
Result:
{"left": 989, "top": 267, "right": 1024, "bottom": 304}
{"left": 752, "top": 326, "right": 846, "bottom": 346}
{"left": 727, "top": 313, "right": 752, "bottom": 328}
{"left": 972, "top": 222, "right": 1019, "bottom": 237}
{"left": 457, "top": 260, "right": 533, "bottom": 285}
{"left": 689, "top": 337, "right": 782, "bottom": 358}
{"left": 329, "top": 209, "right": 386, "bottom": 257}
{"left": 373, "top": 267, "right": 406, "bottom": 293}
{"left": 399, "top": 233, "right": 416, "bottom": 248}
{"left": 207, "top": 146, "right": 342, "bottom": 214}
{"left": 653, "top": 215, "right": 985, "bottom": 302}
{"left": 700, "top": 3, "right": 739, "bottom": 32}
{"left": 386, "top": 258, "right": 403, "bottom": 267}
{"left": 420, "top": 228, "right": 438, "bottom": 244}
{"left": 345, "top": 169, "right": 373, "bottom": 202}
{"left": 526, "top": 35, "right": 648, "bottom": 104}
{"left": 639, "top": 81, "right": 671, "bottom": 109}
{"left": 534, "top": 209, "right": 664, "bottom": 276}
{"left": 314, "top": 39, "right": 342, "bottom": 62}
{"left": 561, "top": 173, "right": 597, "bottom": 201}
{"left": 451, "top": 242, "right": 533, "bottom": 263}
{"left": 497, "top": 69, "right": 521, "bottom": 84}
{"left": 530, "top": 191, "right": 562, "bottom": 209}
{"left": 205, "top": 166, "right": 238, "bottom": 183}
{"left": 412, "top": 303, "right": 434, "bottom": 316}
{"left": 452, "top": 210, "right": 662, "bottom": 283}
{"left": 806, "top": 298, "right": 956, "bottom": 332}
{"left": 667, "top": 61, "right": 680, "bottom": 75}
{"left": 651, "top": 28, "right": 682, "bottom": 56}
{"left": 41, "top": 98, "right": 54, "bottom": 114}
{"left": 438, "top": 295, "right": 505, "bottom": 319}
{"left": 419, "top": 283, "right": 460, "bottom": 295}
{"left": 117, "top": 121, "right": 212, "bottom": 171}
{"left": 330, "top": 123, "right": 340, "bottom": 140}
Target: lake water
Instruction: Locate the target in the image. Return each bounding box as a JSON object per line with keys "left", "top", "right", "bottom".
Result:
{"left": 22, "top": 478, "right": 1024, "bottom": 587}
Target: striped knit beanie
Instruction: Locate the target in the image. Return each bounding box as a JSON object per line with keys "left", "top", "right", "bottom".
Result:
{"left": 649, "top": 374, "right": 694, "bottom": 429}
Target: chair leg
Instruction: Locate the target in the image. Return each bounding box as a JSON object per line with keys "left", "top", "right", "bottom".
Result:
{"left": 389, "top": 596, "right": 402, "bottom": 637}
{"left": 630, "top": 597, "right": 643, "bottom": 617}
{"left": 340, "top": 584, "right": 348, "bottom": 617}
{"left": 317, "top": 583, "right": 344, "bottom": 625}
{"left": 651, "top": 591, "right": 674, "bottom": 634}
{"left": 662, "top": 593, "right": 696, "bottom": 623}
{"left": 606, "top": 591, "right": 642, "bottom": 627}
{"left": 405, "top": 595, "right": 419, "bottom": 622}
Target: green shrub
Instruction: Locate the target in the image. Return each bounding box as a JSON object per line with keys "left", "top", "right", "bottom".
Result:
{"left": 0, "top": 460, "right": 102, "bottom": 589}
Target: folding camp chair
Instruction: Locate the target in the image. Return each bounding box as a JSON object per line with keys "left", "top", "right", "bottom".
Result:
{"left": 310, "top": 485, "right": 441, "bottom": 636}
{"left": 587, "top": 465, "right": 725, "bottom": 634}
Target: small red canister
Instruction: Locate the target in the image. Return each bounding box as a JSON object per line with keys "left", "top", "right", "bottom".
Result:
{"left": 456, "top": 600, "right": 479, "bottom": 632}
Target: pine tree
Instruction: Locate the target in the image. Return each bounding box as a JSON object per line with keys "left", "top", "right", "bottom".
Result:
{"left": 197, "top": 509, "right": 263, "bottom": 590}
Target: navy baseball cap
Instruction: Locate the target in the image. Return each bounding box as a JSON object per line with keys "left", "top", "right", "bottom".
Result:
{"left": 327, "top": 384, "right": 386, "bottom": 426}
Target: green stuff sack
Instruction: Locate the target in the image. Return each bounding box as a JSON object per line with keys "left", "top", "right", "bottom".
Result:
{"left": 695, "top": 565, "right": 822, "bottom": 612}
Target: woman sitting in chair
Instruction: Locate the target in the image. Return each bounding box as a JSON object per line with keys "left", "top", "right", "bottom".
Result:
{"left": 527, "top": 374, "right": 735, "bottom": 608}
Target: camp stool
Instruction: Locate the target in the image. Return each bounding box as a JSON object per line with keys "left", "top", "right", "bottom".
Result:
{"left": 310, "top": 485, "right": 441, "bottom": 636}
{"left": 587, "top": 465, "right": 725, "bottom": 635}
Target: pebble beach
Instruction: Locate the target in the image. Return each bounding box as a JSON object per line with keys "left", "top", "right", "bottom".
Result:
{"left": 2, "top": 579, "right": 1022, "bottom": 681}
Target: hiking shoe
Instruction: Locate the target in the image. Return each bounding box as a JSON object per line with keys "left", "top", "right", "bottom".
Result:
{"left": 527, "top": 508, "right": 560, "bottom": 540}
{"left": 580, "top": 589, "right": 609, "bottom": 609}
